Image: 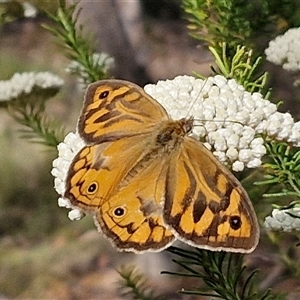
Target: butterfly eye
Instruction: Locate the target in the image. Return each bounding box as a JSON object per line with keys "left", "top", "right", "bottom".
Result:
{"left": 99, "top": 90, "right": 109, "bottom": 99}
{"left": 87, "top": 182, "right": 98, "bottom": 194}
{"left": 113, "top": 206, "right": 126, "bottom": 218}
{"left": 229, "top": 216, "right": 242, "bottom": 230}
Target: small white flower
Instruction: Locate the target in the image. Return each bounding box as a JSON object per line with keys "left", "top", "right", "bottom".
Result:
{"left": 22, "top": 2, "right": 38, "bottom": 18}
{"left": 213, "top": 135, "right": 227, "bottom": 152}
{"left": 289, "top": 122, "right": 300, "bottom": 146}
{"left": 66, "top": 52, "right": 115, "bottom": 80}
{"left": 265, "top": 27, "right": 300, "bottom": 72}
{"left": 68, "top": 209, "right": 85, "bottom": 221}
{"left": 265, "top": 215, "right": 283, "bottom": 231}
{"left": 246, "top": 158, "right": 262, "bottom": 168}
{"left": 238, "top": 149, "right": 253, "bottom": 162}
{"left": 232, "top": 161, "right": 244, "bottom": 172}
{"left": 213, "top": 151, "right": 227, "bottom": 163}
{"left": 226, "top": 148, "right": 239, "bottom": 161}
{"left": 51, "top": 132, "right": 85, "bottom": 195}
{"left": 51, "top": 132, "right": 85, "bottom": 221}
{"left": 226, "top": 133, "right": 239, "bottom": 149}
{"left": 265, "top": 205, "right": 300, "bottom": 232}
{"left": 58, "top": 197, "right": 72, "bottom": 208}
{"left": 0, "top": 72, "right": 64, "bottom": 102}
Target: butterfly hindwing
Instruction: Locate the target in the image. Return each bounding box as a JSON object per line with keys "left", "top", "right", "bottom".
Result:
{"left": 65, "top": 132, "right": 175, "bottom": 252}
{"left": 163, "top": 137, "right": 259, "bottom": 253}
{"left": 96, "top": 153, "right": 175, "bottom": 252}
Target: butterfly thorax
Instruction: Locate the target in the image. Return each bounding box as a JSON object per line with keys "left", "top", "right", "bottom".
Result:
{"left": 156, "top": 117, "right": 193, "bottom": 150}
{"left": 119, "top": 118, "right": 193, "bottom": 188}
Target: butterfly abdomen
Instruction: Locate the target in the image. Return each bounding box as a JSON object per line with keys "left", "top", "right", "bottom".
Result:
{"left": 120, "top": 147, "right": 163, "bottom": 187}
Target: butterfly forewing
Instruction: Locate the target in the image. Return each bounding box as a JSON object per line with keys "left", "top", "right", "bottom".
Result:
{"left": 66, "top": 133, "right": 166, "bottom": 211}
{"left": 79, "top": 80, "right": 169, "bottom": 144}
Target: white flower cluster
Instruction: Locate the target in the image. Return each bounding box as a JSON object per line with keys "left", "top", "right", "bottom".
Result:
{"left": 0, "top": 72, "right": 64, "bottom": 102}
{"left": 145, "top": 75, "right": 300, "bottom": 171}
{"left": 51, "top": 132, "right": 86, "bottom": 221}
{"left": 52, "top": 75, "right": 300, "bottom": 221}
{"left": 265, "top": 205, "right": 300, "bottom": 232}
{"left": 66, "top": 53, "right": 115, "bottom": 78}
{"left": 265, "top": 27, "right": 300, "bottom": 72}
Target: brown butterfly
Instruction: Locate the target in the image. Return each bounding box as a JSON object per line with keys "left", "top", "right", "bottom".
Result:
{"left": 64, "top": 79, "right": 259, "bottom": 253}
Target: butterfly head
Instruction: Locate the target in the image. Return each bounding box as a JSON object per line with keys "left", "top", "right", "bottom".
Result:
{"left": 179, "top": 116, "right": 194, "bottom": 135}
{"left": 155, "top": 117, "right": 194, "bottom": 150}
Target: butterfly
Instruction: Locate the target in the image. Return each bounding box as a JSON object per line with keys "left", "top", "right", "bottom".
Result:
{"left": 64, "top": 79, "right": 259, "bottom": 253}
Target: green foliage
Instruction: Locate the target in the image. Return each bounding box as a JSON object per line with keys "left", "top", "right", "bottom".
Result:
{"left": 8, "top": 106, "right": 64, "bottom": 148}
{"left": 117, "top": 266, "right": 165, "bottom": 300}
{"left": 43, "top": 0, "right": 109, "bottom": 85}
{"left": 162, "top": 246, "right": 283, "bottom": 299}
{"left": 256, "top": 141, "right": 300, "bottom": 201}
{"left": 117, "top": 247, "right": 286, "bottom": 300}
{"left": 0, "top": 0, "right": 25, "bottom": 25}
{"left": 0, "top": 84, "right": 65, "bottom": 147}
{"left": 182, "top": 0, "right": 270, "bottom": 56}
{"left": 203, "top": 44, "right": 268, "bottom": 93}
{"left": 182, "top": 0, "right": 300, "bottom": 60}
{"left": 266, "top": 0, "right": 300, "bottom": 29}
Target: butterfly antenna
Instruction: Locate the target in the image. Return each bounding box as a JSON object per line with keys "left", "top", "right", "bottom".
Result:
{"left": 185, "top": 78, "right": 209, "bottom": 118}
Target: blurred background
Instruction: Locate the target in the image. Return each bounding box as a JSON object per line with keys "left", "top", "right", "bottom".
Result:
{"left": 1, "top": 0, "right": 300, "bottom": 299}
